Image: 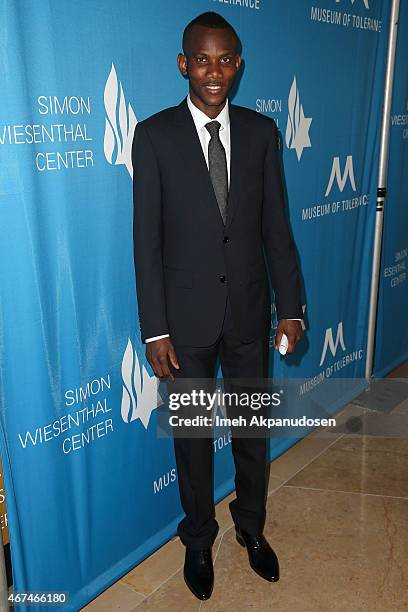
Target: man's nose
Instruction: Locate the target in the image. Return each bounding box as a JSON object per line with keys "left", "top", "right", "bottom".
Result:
{"left": 206, "top": 61, "right": 223, "bottom": 80}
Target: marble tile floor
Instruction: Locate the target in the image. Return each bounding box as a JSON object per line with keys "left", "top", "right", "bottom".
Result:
{"left": 82, "top": 362, "right": 408, "bottom": 611}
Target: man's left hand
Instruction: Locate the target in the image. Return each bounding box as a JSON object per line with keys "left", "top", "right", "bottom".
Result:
{"left": 275, "top": 320, "right": 303, "bottom": 354}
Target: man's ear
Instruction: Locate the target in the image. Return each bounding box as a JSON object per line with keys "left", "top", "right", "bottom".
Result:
{"left": 235, "top": 54, "right": 242, "bottom": 71}
{"left": 177, "top": 53, "right": 188, "bottom": 77}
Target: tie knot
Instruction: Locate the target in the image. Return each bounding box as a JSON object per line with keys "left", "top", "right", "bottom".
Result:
{"left": 205, "top": 120, "right": 221, "bottom": 138}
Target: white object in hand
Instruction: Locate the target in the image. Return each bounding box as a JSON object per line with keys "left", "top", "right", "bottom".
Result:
{"left": 279, "top": 333, "right": 289, "bottom": 355}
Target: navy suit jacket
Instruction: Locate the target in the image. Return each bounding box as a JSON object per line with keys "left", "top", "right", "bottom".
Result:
{"left": 132, "top": 97, "right": 302, "bottom": 346}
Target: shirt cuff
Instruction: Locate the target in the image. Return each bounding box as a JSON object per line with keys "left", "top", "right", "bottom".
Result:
{"left": 145, "top": 334, "right": 170, "bottom": 343}
{"left": 279, "top": 318, "right": 305, "bottom": 331}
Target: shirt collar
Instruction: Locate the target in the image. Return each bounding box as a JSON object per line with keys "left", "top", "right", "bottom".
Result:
{"left": 187, "top": 94, "right": 230, "bottom": 133}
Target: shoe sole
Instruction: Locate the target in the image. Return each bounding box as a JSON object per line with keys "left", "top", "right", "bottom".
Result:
{"left": 235, "top": 533, "right": 280, "bottom": 582}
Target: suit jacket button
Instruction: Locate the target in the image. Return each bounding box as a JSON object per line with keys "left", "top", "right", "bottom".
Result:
{"left": 219, "top": 275, "right": 226, "bottom": 283}
{"left": 223, "top": 236, "right": 229, "bottom": 244}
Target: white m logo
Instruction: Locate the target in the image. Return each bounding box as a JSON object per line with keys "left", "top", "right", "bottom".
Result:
{"left": 325, "top": 156, "right": 356, "bottom": 196}
{"left": 320, "top": 322, "right": 346, "bottom": 366}
{"left": 336, "top": 0, "right": 369, "bottom": 8}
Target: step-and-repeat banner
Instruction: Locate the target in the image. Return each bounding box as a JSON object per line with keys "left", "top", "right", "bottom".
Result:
{"left": 0, "top": 0, "right": 392, "bottom": 609}
{"left": 374, "top": 0, "right": 408, "bottom": 377}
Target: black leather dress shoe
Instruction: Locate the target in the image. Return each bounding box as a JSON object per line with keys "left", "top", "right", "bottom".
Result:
{"left": 183, "top": 548, "right": 214, "bottom": 600}
{"left": 235, "top": 527, "right": 279, "bottom": 582}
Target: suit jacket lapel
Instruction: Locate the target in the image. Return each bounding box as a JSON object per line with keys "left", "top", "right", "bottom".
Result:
{"left": 173, "top": 98, "right": 224, "bottom": 232}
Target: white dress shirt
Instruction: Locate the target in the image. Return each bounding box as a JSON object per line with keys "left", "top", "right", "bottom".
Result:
{"left": 187, "top": 93, "right": 231, "bottom": 185}
{"left": 145, "top": 95, "right": 301, "bottom": 343}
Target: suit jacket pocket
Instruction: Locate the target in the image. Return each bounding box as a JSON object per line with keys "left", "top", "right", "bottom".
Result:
{"left": 164, "top": 266, "right": 193, "bottom": 289}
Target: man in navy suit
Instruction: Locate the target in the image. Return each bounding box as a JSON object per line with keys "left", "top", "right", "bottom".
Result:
{"left": 132, "top": 11, "right": 303, "bottom": 600}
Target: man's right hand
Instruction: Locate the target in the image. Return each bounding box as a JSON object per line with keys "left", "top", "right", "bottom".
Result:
{"left": 146, "top": 337, "right": 180, "bottom": 380}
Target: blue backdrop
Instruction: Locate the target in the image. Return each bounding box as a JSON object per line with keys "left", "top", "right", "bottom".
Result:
{"left": 0, "top": 0, "right": 398, "bottom": 609}
{"left": 374, "top": 0, "right": 408, "bottom": 377}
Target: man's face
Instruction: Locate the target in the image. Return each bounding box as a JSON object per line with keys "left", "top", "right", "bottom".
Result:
{"left": 177, "top": 25, "right": 241, "bottom": 118}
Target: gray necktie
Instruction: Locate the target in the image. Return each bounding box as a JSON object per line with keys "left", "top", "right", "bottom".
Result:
{"left": 205, "top": 121, "right": 228, "bottom": 225}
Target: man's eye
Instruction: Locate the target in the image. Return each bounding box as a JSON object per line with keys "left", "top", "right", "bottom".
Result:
{"left": 221, "top": 57, "right": 232, "bottom": 63}
{"left": 196, "top": 56, "right": 207, "bottom": 63}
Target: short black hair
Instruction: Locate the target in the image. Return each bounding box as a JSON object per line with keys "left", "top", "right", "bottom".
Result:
{"left": 182, "top": 11, "right": 240, "bottom": 54}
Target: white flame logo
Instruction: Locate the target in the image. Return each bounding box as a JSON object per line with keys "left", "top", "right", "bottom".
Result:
{"left": 121, "top": 338, "right": 163, "bottom": 429}
{"left": 104, "top": 63, "right": 137, "bottom": 178}
{"left": 285, "top": 76, "right": 312, "bottom": 161}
